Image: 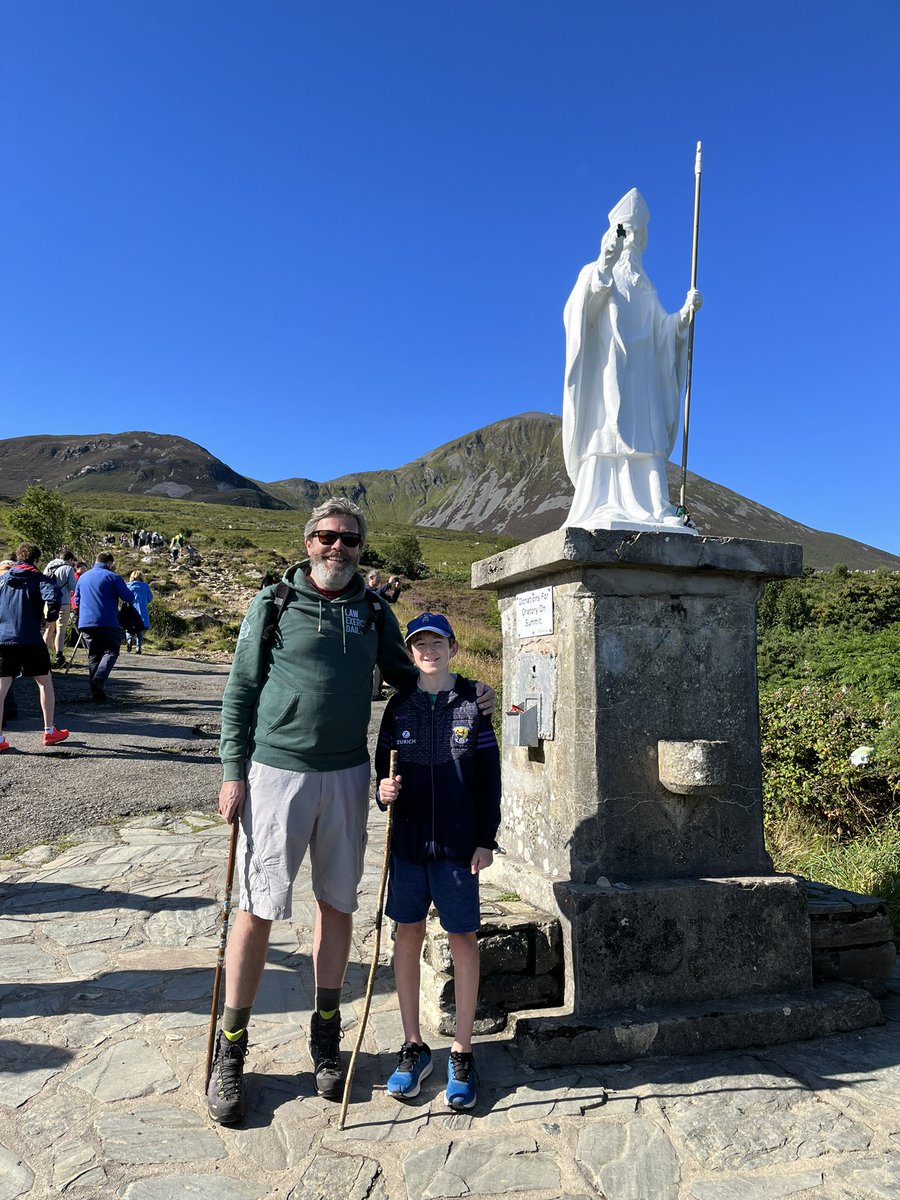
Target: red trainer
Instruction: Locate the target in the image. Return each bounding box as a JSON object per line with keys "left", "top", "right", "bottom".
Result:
{"left": 42, "top": 728, "right": 69, "bottom": 747}
{"left": 0, "top": 736, "right": 9, "bottom": 753}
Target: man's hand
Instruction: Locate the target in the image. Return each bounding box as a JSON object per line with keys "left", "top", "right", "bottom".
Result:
{"left": 218, "top": 780, "right": 246, "bottom": 825}
{"left": 471, "top": 847, "right": 494, "bottom": 874}
{"left": 474, "top": 682, "right": 496, "bottom": 716}
{"left": 679, "top": 288, "right": 703, "bottom": 323}
{"left": 379, "top": 774, "right": 402, "bottom": 805}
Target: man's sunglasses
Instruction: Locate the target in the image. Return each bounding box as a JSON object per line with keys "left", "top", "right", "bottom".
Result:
{"left": 308, "top": 529, "right": 362, "bottom": 548}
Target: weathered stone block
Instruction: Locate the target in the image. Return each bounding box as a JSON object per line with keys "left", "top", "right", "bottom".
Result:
{"left": 479, "top": 931, "right": 530, "bottom": 974}
{"left": 480, "top": 971, "right": 562, "bottom": 1009}
{"left": 514, "top": 982, "right": 883, "bottom": 1067}
{"left": 558, "top": 875, "right": 812, "bottom": 1013}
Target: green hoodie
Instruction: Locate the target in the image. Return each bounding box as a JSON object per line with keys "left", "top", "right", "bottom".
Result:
{"left": 219, "top": 562, "right": 417, "bottom": 781}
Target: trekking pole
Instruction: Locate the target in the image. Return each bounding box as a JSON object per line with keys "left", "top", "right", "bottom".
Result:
{"left": 64, "top": 632, "right": 84, "bottom": 674}
{"left": 204, "top": 819, "right": 239, "bottom": 1090}
{"left": 338, "top": 750, "right": 397, "bottom": 1130}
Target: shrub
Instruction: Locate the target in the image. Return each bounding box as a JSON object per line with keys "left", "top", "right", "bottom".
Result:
{"left": 761, "top": 684, "right": 900, "bottom": 835}
{"left": 380, "top": 535, "right": 426, "bottom": 579}
{"left": 148, "top": 599, "right": 190, "bottom": 640}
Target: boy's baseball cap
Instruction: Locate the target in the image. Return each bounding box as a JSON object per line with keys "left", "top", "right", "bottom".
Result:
{"left": 405, "top": 612, "right": 455, "bottom": 643}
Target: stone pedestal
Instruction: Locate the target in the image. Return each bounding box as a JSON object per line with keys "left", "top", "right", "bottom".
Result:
{"left": 472, "top": 528, "right": 882, "bottom": 1060}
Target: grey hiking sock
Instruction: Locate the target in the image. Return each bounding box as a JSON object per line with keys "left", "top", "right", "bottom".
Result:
{"left": 223, "top": 1005, "right": 253, "bottom": 1036}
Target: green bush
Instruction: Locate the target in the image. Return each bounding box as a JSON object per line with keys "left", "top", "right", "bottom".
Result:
{"left": 380, "top": 534, "right": 426, "bottom": 579}
{"left": 147, "top": 600, "right": 190, "bottom": 640}
{"left": 760, "top": 684, "right": 900, "bottom": 834}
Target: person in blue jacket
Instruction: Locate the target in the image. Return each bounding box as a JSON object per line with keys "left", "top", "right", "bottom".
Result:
{"left": 126, "top": 571, "right": 154, "bottom": 654}
{"left": 0, "top": 543, "right": 70, "bottom": 750}
{"left": 73, "top": 552, "right": 134, "bottom": 702}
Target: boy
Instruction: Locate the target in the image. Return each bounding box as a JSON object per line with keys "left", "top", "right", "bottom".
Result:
{"left": 376, "top": 612, "right": 500, "bottom": 1109}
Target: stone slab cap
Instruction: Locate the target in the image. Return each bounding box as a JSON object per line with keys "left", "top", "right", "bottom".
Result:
{"left": 472, "top": 528, "right": 802, "bottom": 590}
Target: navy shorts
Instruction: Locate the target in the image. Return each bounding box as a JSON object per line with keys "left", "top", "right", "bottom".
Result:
{"left": 386, "top": 856, "right": 481, "bottom": 934}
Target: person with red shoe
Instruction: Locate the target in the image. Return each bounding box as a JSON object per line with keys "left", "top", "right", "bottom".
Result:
{"left": 0, "top": 543, "right": 70, "bottom": 752}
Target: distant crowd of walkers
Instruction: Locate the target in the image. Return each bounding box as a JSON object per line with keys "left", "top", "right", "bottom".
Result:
{"left": 0, "top": 542, "right": 155, "bottom": 752}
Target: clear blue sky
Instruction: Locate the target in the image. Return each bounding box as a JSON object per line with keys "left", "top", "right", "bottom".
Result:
{"left": 2, "top": 2, "right": 898, "bottom": 553}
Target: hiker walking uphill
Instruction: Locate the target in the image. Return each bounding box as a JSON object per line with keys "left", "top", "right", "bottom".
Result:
{"left": 0, "top": 543, "right": 69, "bottom": 751}
{"left": 208, "top": 497, "right": 495, "bottom": 1124}
{"left": 73, "top": 552, "right": 135, "bottom": 703}
{"left": 43, "top": 548, "right": 77, "bottom": 669}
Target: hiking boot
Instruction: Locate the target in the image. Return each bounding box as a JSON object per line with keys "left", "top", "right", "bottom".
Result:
{"left": 54, "top": 654, "right": 67, "bottom": 669}
{"left": 386, "top": 1041, "right": 433, "bottom": 1099}
{"left": 90, "top": 683, "right": 107, "bottom": 703}
{"left": 308, "top": 1011, "right": 344, "bottom": 1100}
{"left": 42, "top": 728, "right": 70, "bottom": 747}
{"left": 206, "top": 1030, "right": 248, "bottom": 1124}
{"left": 446, "top": 1050, "right": 478, "bottom": 1110}
{"left": 0, "top": 736, "right": 9, "bottom": 754}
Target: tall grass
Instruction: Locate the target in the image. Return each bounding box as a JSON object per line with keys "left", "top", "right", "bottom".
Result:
{"left": 768, "top": 812, "right": 900, "bottom": 930}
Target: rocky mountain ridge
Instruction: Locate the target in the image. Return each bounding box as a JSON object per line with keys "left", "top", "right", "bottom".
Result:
{"left": 2, "top": 418, "right": 897, "bottom": 571}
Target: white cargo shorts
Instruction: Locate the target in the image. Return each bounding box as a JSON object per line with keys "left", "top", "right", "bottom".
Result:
{"left": 237, "top": 759, "right": 370, "bottom": 920}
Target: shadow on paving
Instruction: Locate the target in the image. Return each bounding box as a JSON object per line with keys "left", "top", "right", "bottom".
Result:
{"left": 0, "top": 881, "right": 216, "bottom": 916}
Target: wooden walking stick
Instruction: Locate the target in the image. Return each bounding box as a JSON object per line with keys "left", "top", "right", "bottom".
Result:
{"left": 338, "top": 750, "right": 397, "bottom": 1130}
{"left": 204, "top": 819, "right": 240, "bottom": 1090}
{"left": 679, "top": 140, "right": 703, "bottom": 514}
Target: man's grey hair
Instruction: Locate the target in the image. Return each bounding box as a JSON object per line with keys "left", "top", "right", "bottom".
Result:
{"left": 304, "top": 498, "right": 367, "bottom": 547}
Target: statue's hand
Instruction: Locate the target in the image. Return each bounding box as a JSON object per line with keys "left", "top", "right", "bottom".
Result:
{"left": 599, "top": 232, "right": 623, "bottom": 274}
{"left": 679, "top": 288, "right": 703, "bottom": 322}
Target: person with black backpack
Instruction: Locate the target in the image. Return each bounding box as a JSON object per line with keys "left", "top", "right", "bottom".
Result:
{"left": 0, "top": 543, "right": 69, "bottom": 751}
{"left": 206, "top": 497, "right": 494, "bottom": 1124}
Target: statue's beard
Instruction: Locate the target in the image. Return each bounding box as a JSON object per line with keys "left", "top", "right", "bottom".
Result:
{"left": 613, "top": 247, "right": 644, "bottom": 296}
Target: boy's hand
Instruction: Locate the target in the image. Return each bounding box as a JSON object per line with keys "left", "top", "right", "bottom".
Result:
{"left": 471, "top": 847, "right": 494, "bottom": 874}
{"left": 474, "top": 682, "right": 496, "bottom": 716}
{"left": 379, "top": 775, "right": 402, "bottom": 805}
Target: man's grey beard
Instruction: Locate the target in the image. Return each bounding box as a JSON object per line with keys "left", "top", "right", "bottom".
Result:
{"left": 310, "top": 557, "right": 357, "bottom": 591}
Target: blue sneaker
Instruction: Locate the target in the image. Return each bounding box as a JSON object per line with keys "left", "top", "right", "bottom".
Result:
{"left": 386, "top": 1041, "right": 433, "bottom": 1099}
{"left": 446, "top": 1050, "right": 478, "bottom": 1109}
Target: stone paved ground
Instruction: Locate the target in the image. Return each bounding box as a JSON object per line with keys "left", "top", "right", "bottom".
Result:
{"left": 2, "top": 658, "right": 900, "bottom": 1198}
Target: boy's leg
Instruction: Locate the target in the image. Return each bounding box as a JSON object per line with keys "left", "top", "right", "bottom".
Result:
{"left": 448, "top": 932, "right": 480, "bottom": 1053}
{"left": 393, "top": 920, "right": 427, "bottom": 1044}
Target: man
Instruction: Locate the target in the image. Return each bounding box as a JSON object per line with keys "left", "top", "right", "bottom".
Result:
{"left": 43, "top": 548, "right": 77, "bottom": 668}
{"left": 208, "top": 498, "right": 493, "bottom": 1123}
{"left": 0, "top": 544, "right": 69, "bottom": 751}
{"left": 73, "top": 552, "right": 134, "bottom": 702}
{"left": 561, "top": 187, "right": 703, "bottom": 532}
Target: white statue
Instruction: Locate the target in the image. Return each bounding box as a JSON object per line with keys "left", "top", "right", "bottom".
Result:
{"left": 561, "top": 187, "right": 703, "bottom": 533}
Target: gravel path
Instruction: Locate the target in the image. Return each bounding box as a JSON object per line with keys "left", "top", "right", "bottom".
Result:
{"left": 0, "top": 651, "right": 230, "bottom": 854}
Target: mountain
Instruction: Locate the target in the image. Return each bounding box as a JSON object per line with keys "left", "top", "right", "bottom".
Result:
{"left": 2, "top": 419, "right": 897, "bottom": 571}
{"left": 0, "top": 432, "right": 287, "bottom": 509}
{"left": 269, "top": 413, "right": 900, "bottom": 572}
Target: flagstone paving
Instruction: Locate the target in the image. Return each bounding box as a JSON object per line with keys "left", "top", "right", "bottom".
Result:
{"left": 1, "top": 810, "right": 899, "bottom": 1199}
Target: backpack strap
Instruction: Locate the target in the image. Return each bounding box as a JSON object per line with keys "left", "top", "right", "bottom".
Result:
{"left": 261, "top": 581, "right": 292, "bottom": 647}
